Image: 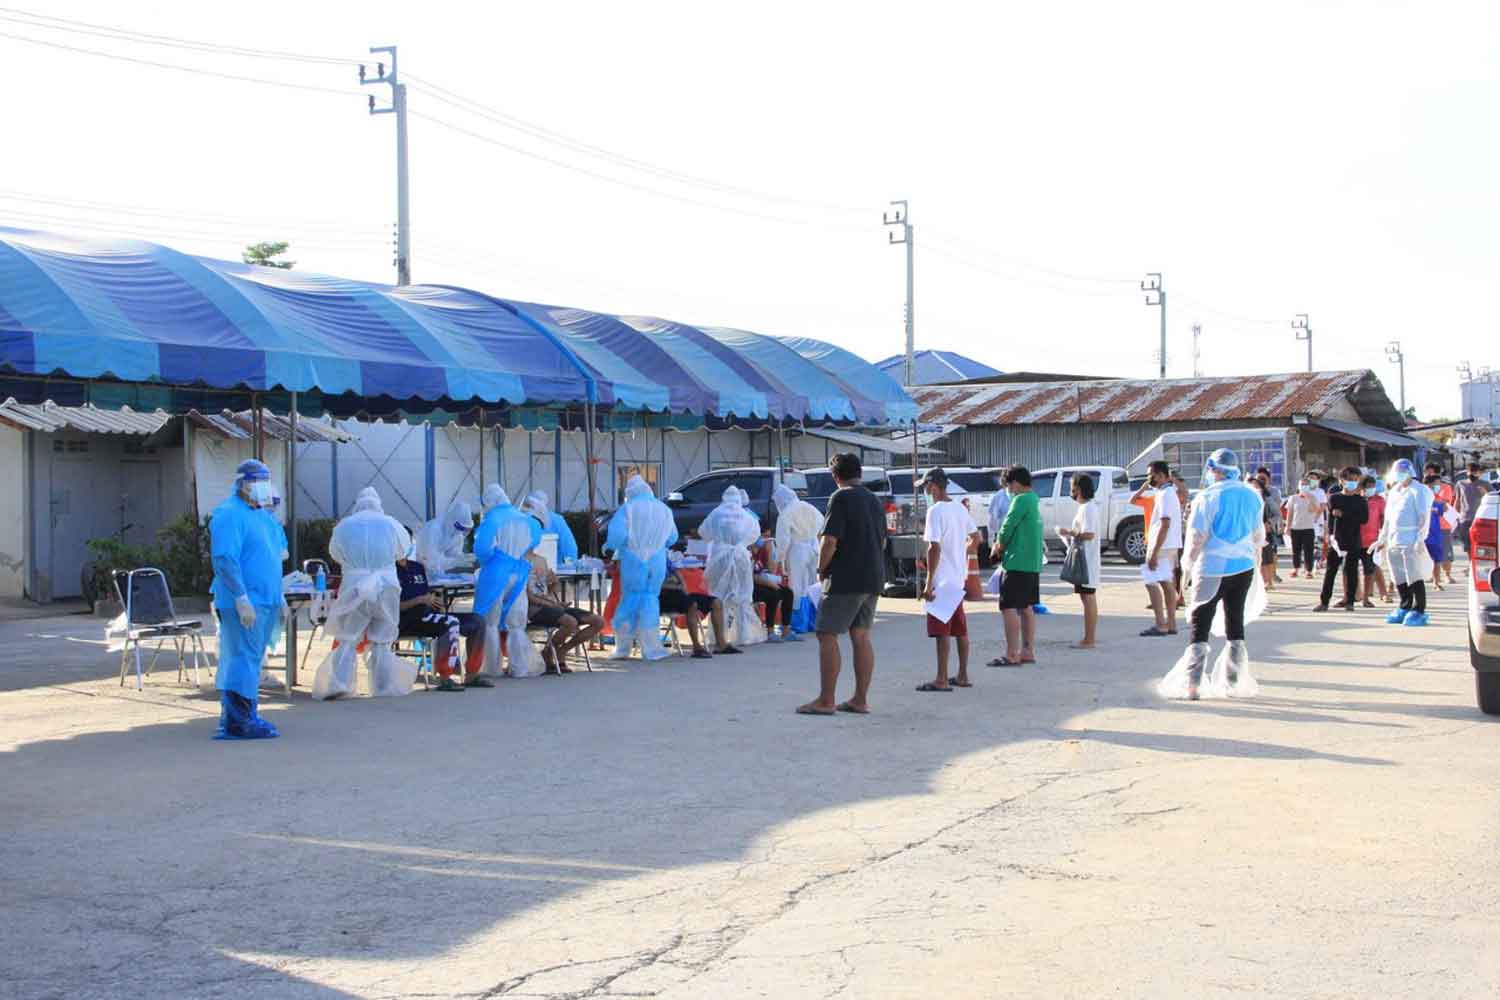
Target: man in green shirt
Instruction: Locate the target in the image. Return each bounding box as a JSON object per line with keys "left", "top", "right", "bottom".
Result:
{"left": 988, "top": 465, "right": 1043, "bottom": 666}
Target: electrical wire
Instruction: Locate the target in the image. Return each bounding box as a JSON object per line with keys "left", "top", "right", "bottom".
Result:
{"left": 0, "top": 6, "right": 359, "bottom": 64}
{"left": 924, "top": 226, "right": 1139, "bottom": 287}
{"left": 0, "top": 29, "right": 365, "bottom": 97}
{"left": 0, "top": 190, "right": 387, "bottom": 235}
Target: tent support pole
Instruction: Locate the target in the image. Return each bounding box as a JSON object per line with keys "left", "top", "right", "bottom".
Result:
{"left": 477, "top": 409, "right": 486, "bottom": 497}
{"left": 286, "top": 391, "right": 299, "bottom": 693}
{"left": 251, "top": 392, "right": 263, "bottom": 461}
{"left": 584, "top": 402, "right": 599, "bottom": 557}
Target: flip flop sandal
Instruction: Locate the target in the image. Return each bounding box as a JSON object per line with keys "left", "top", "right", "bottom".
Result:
{"left": 836, "top": 701, "right": 870, "bottom": 714}
{"left": 796, "top": 704, "right": 836, "bottom": 716}
{"left": 916, "top": 682, "right": 953, "bottom": 692}
{"left": 986, "top": 657, "right": 1025, "bottom": 667}
{"left": 720, "top": 646, "right": 744, "bottom": 655}
{"left": 949, "top": 679, "right": 974, "bottom": 688}
{"left": 692, "top": 650, "right": 713, "bottom": 659}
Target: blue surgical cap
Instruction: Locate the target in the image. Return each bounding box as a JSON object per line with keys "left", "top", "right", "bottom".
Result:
{"left": 235, "top": 459, "right": 272, "bottom": 483}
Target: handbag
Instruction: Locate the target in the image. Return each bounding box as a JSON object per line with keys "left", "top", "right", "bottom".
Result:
{"left": 1059, "top": 541, "right": 1090, "bottom": 587}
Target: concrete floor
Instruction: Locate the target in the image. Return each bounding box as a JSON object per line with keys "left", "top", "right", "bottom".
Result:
{"left": 2, "top": 559, "right": 1496, "bottom": 1000}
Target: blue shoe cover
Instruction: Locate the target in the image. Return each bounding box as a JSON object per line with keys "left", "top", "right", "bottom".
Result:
{"left": 1385, "top": 609, "right": 1407, "bottom": 624}
{"left": 1032, "top": 604, "right": 1050, "bottom": 615}
{"left": 1402, "top": 611, "right": 1429, "bottom": 627}
{"left": 214, "top": 717, "right": 280, "bottom": 740}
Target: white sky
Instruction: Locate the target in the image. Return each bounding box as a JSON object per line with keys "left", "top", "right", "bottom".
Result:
{"left": 3, "top": 0, "right": 1495, "bottom": 419}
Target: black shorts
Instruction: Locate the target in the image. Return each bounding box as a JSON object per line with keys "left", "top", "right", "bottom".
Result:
{"left": 529, "top": 605, "right": 592, "bottom": 628}
{"left": 659, "top": 590, "right": 716, "bottom": 616}
{"left": 1073, "top": 584, "right": 1096, "bottom": 595}
{"left": 1000, "top": 570, "right": 1040, "bottom": 610}
{"left": 1261, "top": 544, "right": 1277, "bottom": 566}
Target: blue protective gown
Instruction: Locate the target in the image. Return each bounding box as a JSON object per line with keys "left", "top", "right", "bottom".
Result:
{"left": 547, "top": 510, "right": 580, "bottom": 563}
{"left": 473, "top": 504, "right": 541, "bottom": 620}
{"left": 604, "top": 497, "right": 679, "bottom": 644}
{"left": 1192, "top": 477, "right": 1263, "bottom": 578}
{"left": 209, "top": 493, "right": 286, "bottom": 701}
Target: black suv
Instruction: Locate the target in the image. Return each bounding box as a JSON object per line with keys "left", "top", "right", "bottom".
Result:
{"left": 663, "top": 468, "right": 809, "bottom": 537}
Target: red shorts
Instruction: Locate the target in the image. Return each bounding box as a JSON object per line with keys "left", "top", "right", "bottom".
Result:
{"left": 926, "top": 604, "right": 968, "bottom": 638}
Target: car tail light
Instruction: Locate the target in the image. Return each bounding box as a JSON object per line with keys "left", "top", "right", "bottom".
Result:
{"left": 885, "top": 500, "right": 899, "bottom": 534}
{"left": 1473, "top": 516, "right": 1498, "bottom": 593}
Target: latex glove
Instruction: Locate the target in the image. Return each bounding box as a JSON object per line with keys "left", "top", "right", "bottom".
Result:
{"left": 235, "top": 595, "right": 257, "bottom": 629}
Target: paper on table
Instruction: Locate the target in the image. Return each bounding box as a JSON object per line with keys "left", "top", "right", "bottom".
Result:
{"left": 924, "top": 580, "right": 965, "bottom": 622}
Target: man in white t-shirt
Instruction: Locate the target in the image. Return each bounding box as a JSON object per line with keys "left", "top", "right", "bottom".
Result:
{"left": 1136, "top": 460, "right": 1181, "bottom": 636}
{"left": 919, "top": 468, "right": 978, "bottom": 692}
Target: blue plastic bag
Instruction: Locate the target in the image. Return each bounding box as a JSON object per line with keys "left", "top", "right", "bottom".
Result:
{"left": 790, "top": 596, "right": 816, "bottom": 634}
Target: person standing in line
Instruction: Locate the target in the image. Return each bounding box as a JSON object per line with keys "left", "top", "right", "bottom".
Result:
{"left": 1285, "top": 478, "right": 1322, "bottom": 578}
{"left": 1425, "top": 462, "right": 1456, "bottom": 506}
{"left": 1248, "top": 478, "right": 1278, "bottom": 591}
{"left": 1134, "top": 460, "right": 1182, "bottom": 637}
{"left": 1171, "top": 473, "right": 1191, "bottom": 607}
{"left": 1456, "top": 462, "right": 1489, "bottom": 565}
{"left": 1372, "top": 458, "right": 1434, "bottom": 627}
{"left": 988, "top": 465, "right": 1043, "bottom": 666}
{"left": 1315, "top": 466, "right": 1368, "bottom": 612}
{"left": 917, "top": 469, "right": 978, "bottom": 692}
{"left": 798, "top": 453, "right": 885, "bottom": 716}
{"left": 1255, "top": 467, "right": 1285, "bottom": 586}
{"left": 1357, "top": 475, "right": 1391, "bottom": 606}
{"left": 1057, "top": 473, "right": 1101, "bottom": 649}
{"left": 1423, "top": 475, "right": 1455, "bottom": 590}
{"left": 1159, "top": 448, "right": 1266, "bottom": 701}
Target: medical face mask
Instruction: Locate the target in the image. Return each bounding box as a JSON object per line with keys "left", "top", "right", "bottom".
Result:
{"left": 247, "top": 481, "right": 274, "bottom": 507}
{"left": 1344, "top": 480, "right": 1360, "bottom": 492}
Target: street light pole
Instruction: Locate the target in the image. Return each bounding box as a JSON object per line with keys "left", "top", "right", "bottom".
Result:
{"left": 1292, "top": 314, "right": 1312, "bottom": 372}
{"left": 884, "top": 200, "right": 914, "bottom": 386}
{"left": 1386, "top": 340, "right": 1406, "bottom": 415}
{"left": 361, "top": 45, "right": 411, "bottom": 286}
{"left": 1142, "top": 272, "right": 1165, "bottom": 377}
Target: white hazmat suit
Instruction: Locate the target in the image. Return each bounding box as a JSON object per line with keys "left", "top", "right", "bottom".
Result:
{"left": 412, "top": 500, "right": 474, "bottom": 575}
{"left": 474, "top": 484, "right": 545, "bottom": 678}
{"left": 773, "top": 484, "right": 824, "bottom": 599}
{"left": 312, "top": 487, "right": 416, "bottom": 699}
{"left": 701, "top": 486, "right": 766, "bottom": 647}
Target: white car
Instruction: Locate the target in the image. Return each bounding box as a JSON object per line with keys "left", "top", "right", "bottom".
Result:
{"left": 1467, "top": 491, "right": 1500, "bottom": 714}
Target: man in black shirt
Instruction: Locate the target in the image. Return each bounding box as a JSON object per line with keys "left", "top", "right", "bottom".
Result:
{"left": 1316, "top": 465, "right": 1369, "bottom": 612}
{"left": 797, "top": 452, "right": 886, "bottom": 717}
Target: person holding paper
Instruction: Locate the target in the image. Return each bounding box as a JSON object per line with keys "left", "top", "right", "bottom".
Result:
{"left": 918, "top": 468, "right": 978, "bottom": 692}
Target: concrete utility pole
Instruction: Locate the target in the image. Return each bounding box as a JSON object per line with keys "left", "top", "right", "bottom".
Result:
{"left": 1292, "top": 313, "right": 1312, "bottom": 371}
{"left": 1386, "top": 340, "right": 1406, "bottom": 414}
{"left": 884, "top": 200, "right": 914, "bottom": 386}
{"left": 1192, "top": 322, "right": 1202, "bottom": 377}
{"left": 1142, "top": 273, "right": 1165, "bottom": 377}
{"left": 362, "top": 45, "right": 411, "bottom": 286}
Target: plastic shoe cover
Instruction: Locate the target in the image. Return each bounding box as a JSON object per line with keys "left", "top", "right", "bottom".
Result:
{"left": 367, "top": 645, "right": 416, "bottom": 696}
{"left": 312, "top": 642, "right": 360, "bottom": 700}
{"left": 1157, "top": 642, "right": 1209, "bottom": 699}
{"left": 1402, "top": 611, "right": 1429, "bottom": 627}
{"left": 1226, "top": 639, "right": 1257, "bottom": 697}
{"left": 1385, "top": 609, "right": 1408, "bottom": 624}
{"left": 1033, "top": 604, "right": 1050, "bottom": 615}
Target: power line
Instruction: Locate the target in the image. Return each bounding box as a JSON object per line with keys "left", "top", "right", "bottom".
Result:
{"left": 0, "top": 6, "right": 358, "bottom": 64}
{"left": 0, "top": 29, "right": 364, "bottom": 97}
{"left": 0, "top": 190, "right": 386, "bottom": 234}
{"left": 924, "top": 227, "right": 1139, "bottom": 287}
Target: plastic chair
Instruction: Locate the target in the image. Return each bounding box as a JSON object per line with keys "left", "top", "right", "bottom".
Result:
{"left": 659, "top": 616, "right": 688, "bottom": 657}
{"left": 112, "top": 568, "right": 207, "bottom": 690}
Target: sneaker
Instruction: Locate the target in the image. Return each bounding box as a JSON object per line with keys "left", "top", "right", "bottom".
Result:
{"left": 465, "top": 674, "right": 496, "bottom": 688}
{"left": 1385, "top": 609, "right": 1408, "bottom": 624}
{"left": 783, "top": 631, "right": 804, "bottom": 642}
{"left": 1402, "top": 611, "right": 1430, "bottom": 627}
{"left": 767, "top": 632, "right": 783, "bottom": 643}
{"left": 436, "top": 676, "right": 465, "bottom": 692}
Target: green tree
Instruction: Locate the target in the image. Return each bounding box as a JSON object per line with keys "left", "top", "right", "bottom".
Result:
{"left": 1402, "top": 405, "right": 1419, "bottom": 423}
{"left": 242, "top": 240, "right": 295, "bottom": 269}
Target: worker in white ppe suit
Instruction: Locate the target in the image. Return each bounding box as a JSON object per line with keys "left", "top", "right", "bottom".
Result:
{"left": 312, "top": 487, "right": 415, "bottom": 699}
{"left": 474, "top": 483, "right": 544, "bottom": 677}
{"left": 1373, "top": 458, "right": 1435, "bottom": 627}
{"left": 1158, "top": 448, "right": 1266, "bottom": 701}
{"left": 603, "top": 474, "right": 678, "bottom": 659}
{"left": 701, "top": 485, "right": 766, "bottom": 647}
{"left": 772, "top": 483, "right": 823, "bottom": 632}
{"left": 523, "top": 491, "right": 579, "bottom": 563}
{"left": 412, "top": 500, "right": 474, "bottom": 575}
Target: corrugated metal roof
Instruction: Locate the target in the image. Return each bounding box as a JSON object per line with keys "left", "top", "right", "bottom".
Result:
{"left": 186, "top": 410, "right": 355, "bottom": 444}
{"left": 913, "top": 370, "right": 1378, "bottom": 427}
{"left": 799, "top": 426, "right": 947, "bottom": 456}
{"left": 0, "top": 400, "right": 169, "bottom": 434}
{"left": 876, "top": 350, "right": 1002, "bottom": 385}
{"left": 1308, "top": 417, "right": 1424, "bottom": 449}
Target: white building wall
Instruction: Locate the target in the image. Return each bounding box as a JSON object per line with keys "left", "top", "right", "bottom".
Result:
{"left": 0, "top": 426, "right": 26, "bottom": 597}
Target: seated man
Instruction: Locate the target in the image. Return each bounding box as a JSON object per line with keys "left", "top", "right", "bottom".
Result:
{"left": 526, "top": 551, "right": 603, "bottom": 674}
{"left": 751, "top": 530, "right": 796, "bottom": 641}
{"left": 396, "top": 556, "right": 490, "bottom": 692}
{"left": 660, "top": 562, "right": 739, "bottom": 658}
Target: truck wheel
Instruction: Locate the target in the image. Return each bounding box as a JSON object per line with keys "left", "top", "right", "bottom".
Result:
{"left": 1115, "top": 518, "right": 1147, "bottom": 565}
{"left": 1473, "top": 637, "right": 1500, "bottom": 716}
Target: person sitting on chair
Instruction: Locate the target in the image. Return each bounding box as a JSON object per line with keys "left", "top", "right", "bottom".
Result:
{"left": 660, "top": 560, "right": 738, "bottom": 658}
{"left": 525, "top": 550, "right": 603, "bottom": 674}
{"left": 396, "top": 555, "right": 490, "bottom": 692}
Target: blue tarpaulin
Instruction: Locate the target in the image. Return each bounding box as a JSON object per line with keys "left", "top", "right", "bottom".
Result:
{"left": 0, "top": 227, "right": 916, "bottom": 425}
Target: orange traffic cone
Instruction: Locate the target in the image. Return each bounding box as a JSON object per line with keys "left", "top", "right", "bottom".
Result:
{"left": 964, "top": 549, "right": 984, "bottom": 602}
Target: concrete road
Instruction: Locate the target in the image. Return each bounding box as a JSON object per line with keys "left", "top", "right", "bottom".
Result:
{"left": 2, "top": 563, "right": 1497, "bottom": 1000}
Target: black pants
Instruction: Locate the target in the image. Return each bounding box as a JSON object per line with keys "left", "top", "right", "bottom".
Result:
{"left": 1396, "top": 580, "right": 1427, "bottom": 614}
{"left": 753, "top": 583, "right": 795, "bottom": 628}
{"left": 1289, "top": 529, "right": 1316, "bottom": 571}
{"left": 1320, "top": 545, "right": 1362, "bottom": 607}
{"left": 1190, "top": 569, "right": 1254, "bottom": 644}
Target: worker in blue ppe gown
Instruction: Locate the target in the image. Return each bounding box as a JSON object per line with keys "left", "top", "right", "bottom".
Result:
{"left": 523, "top": 491, "right": 580, "bottom": 563}
{"left": 209, "top": 459, "right": 287, "bottom": 740}
{"left": 604, "top": 474, "right": 679, "bottom": 660}
{"left": 474, "top": 484, "right": 545, "bottom": 677}
{"left": 1158, "top": 448, "right": 1266, "bottom": 701}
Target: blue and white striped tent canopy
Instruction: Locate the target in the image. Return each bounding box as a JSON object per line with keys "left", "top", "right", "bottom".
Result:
{"left": 0, "top": 227, "right": 916, "bottom": 426}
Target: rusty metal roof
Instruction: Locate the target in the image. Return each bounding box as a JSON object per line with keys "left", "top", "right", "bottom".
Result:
{"left": 913, "top": 370, "right": 1396, "bottom": 428}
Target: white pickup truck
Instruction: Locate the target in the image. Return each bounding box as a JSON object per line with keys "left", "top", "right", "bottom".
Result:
{"left": 1029, "top": 466, "right": 1147, "bottom": 564}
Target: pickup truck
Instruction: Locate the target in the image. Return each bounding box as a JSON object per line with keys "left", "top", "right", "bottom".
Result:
{"left": 1029, "top": 465, "right": 1147, "bottom": 564}
{"left": 662, "top": 467, "right": 808, "bottom": 537}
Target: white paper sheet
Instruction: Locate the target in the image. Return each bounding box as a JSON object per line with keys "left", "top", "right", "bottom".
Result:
{"left": 924, "top": 580, "right": 965, "bottom": 623}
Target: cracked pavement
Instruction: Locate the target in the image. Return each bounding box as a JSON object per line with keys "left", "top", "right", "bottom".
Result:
{"left": 2, "top": 562, "right": 1498, "bottom": 999}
